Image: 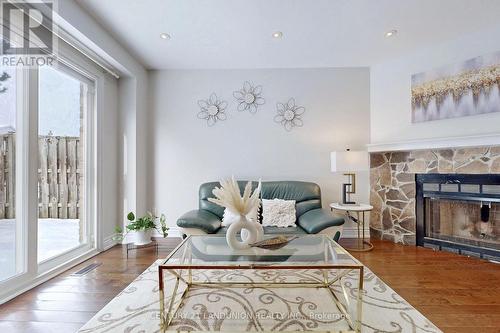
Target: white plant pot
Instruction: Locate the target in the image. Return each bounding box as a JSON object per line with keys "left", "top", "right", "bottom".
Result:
{"left": 134, "top": 229, "right": 152, "bottom": 246}
{"left": 226, "top": 215, "right": 264, "bottom": 250}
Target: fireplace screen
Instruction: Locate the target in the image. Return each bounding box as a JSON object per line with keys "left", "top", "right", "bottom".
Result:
{"left": 425, "top": 198, "right": 499, "bottom": 250}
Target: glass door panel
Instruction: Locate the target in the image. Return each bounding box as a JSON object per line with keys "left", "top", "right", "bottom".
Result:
{"left": 37, "top": 65, "right": 88, "bottom": 262}
{"left": 0, "top": 66, "right": 19, "bottom": 281}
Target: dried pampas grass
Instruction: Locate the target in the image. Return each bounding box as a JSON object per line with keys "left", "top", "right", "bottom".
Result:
{"left": 209, "top": 177, "right": 261, "bottom": 216}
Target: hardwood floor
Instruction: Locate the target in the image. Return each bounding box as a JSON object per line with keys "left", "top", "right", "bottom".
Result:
{"left": 347, "top": 239, "right": 500, "bottom": 333}
{"left": 0, "top": 238, "right": 499, "bottom": 333}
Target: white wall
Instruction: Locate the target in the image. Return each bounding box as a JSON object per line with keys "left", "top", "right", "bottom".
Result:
{"left": 149, "top": 68, "right": 370, "bottom": 235}
{"left": 370, "top": 24, "right": 500, "bottom": 145}
{"left": 100, "top": 74, "right": 119, "bottom": 239}
{"left": 58, "top": 1, "right": 150, "bottom": 241}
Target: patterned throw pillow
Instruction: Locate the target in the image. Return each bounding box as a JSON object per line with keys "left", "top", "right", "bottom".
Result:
{"left": 261, "top": 199, "right": 296, "bottom": 228}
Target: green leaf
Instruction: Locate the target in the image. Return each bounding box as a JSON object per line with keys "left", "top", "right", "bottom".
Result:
{"left": 127, "top": 212, "right": 135, "bottom": 221}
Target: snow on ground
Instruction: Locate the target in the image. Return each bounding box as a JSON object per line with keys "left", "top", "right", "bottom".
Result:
{"left": 0, "top": 219, "right": 80, "bottom": 281}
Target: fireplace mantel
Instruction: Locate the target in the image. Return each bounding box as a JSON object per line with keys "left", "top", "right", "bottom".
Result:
{"left": 367, "top": 133, "right": 500, "bottom": 153}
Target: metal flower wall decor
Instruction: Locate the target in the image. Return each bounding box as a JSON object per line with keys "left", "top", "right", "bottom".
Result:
{"left": 233, "top": 81, "right": 265, "bottom": 113}
{"left": 274, "top": 98, "right": 305, "bottom": 131}
{"left": 197, "top": 93, "right": 228, "bottom": 126}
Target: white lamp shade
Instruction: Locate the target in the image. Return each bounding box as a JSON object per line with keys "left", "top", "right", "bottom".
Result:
{"left": 331, "top": 151, "right": 369, "bottom": 172}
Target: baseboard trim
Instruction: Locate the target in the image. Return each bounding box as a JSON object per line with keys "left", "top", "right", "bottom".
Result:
{"left": 150, "top": 226, "right": 182, "bottom": 238}
{"left": 0, "top": 248, "right": 100, "bottom": 305}
{"left": 166, "top": 226, "right": 182, "bottom": 238}
{"left": 102, "top": 234, "right": 118, "bottom": 251}
{"left": 341, "top": 226, "right": 370, "bottom": 239}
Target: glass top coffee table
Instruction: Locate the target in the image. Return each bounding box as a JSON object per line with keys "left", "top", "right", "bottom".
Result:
{"left": 158, "top": 235, "right": 364, "bottom": 332}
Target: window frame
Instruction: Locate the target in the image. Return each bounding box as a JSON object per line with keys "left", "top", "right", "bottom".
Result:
{"left": 36, "top": 57, "right": 97, "bottom": 269}
{"left": 0, "top": 37, "right": 106, "bottom": 303}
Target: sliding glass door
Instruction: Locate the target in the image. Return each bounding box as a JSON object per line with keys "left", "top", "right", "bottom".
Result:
{"left": 0, "top": 1, "right": 110, "bottom": 299}
{"left": 0, "top": 66, "right": 21, "bottom": 282}
{"left": 0, "top": 50, "right": 97, "bottom": 299}
{"left": 37, "top": 65, "right": 94, "bottom": 263}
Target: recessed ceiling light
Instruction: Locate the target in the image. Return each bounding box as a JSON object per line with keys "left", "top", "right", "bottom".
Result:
{"left": 385, "top": 29, "right": 398, "bottom": 38}
{"left": 272, "top": 31, "right": 283, "bottom": 39}
{"left": 160, "top": 33, "right": 171, "bottom": 40}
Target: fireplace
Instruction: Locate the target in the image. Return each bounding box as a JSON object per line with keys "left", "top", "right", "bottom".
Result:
{"left": 416, "top": 174, "right": 500, "bottom": 261}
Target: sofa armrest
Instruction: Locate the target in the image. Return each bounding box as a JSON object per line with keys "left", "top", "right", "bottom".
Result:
{"left": 297, "top": 208, "right": 344, "bottom": 234}
{"left": 176, "top": 209, "right": 222, "bottom": 234}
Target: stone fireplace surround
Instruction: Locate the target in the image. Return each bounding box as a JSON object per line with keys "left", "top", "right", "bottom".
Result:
{"left": 369, "top": 146, "right": 500, "bottom": 245}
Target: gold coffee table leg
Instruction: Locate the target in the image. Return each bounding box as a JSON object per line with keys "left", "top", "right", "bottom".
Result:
{"left": 159, "top": 269, "right": 165, "bottom": 329}
{"left": 159, "top": 267, "right": 190, "bottom": 331}
{"left": 324, "top": 267, "right": 364, "bottom": 332}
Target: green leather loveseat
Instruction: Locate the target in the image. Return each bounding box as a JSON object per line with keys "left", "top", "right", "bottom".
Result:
{"left": 177, "top": 181, "right": 345, "bottom": 241}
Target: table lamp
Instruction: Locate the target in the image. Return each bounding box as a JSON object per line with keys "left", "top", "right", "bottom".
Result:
{"left": 330, "top": 149, "right": 369, "bottom": 205}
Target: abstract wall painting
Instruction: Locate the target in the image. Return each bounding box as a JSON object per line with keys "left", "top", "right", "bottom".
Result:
{"left": 411, "top": 51, "right": 500, "bottom": 123}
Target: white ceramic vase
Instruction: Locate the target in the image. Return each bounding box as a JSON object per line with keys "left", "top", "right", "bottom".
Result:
{"left": 134, "top": 229, "right": 152, "bottom": 246}
{"left": 226, "top": 214, "right": 264, "bottom": 250}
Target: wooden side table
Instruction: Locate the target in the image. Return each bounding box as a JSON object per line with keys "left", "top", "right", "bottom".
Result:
{"left": 330, "top": 203, "right": 374, "bottom": 252}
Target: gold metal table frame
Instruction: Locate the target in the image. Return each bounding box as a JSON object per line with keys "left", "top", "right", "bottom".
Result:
{"left": 345, "top": 210, "right": 373, "bottom": 252}
{"left": 330, "top": 203, "right": 374, "bottom": 252}
{"left": 158, "top": 236, "right": 364, "bottom": 333}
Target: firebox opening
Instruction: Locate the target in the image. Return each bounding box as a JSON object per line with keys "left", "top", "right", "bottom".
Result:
{"left": 425, "top": 198, "right": 498, "bottom": 248}
{"left": 416, "top": 174, "right": 500, "bottom": 261}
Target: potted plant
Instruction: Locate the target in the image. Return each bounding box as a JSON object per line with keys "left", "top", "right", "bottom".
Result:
{"left": 115, "top": 211, "right": 168, "bottom": 245}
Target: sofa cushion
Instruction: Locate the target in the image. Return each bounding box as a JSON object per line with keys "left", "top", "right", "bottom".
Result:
{"left": 198, "top": 181, "right": 322, "bottom": 220}
{"left": 199, "top": 181, "right": 259, "bottom": 218}
{"left": 261, "top": 181, "right": 321, "bottom": 217}
{"left": 297, "top": 208, "right": 345, "bottom": 234}
{"left": 177, "top": 209, "right": 221, "bottom": 234}
{"left": 216, "top": 226, "right": 307, "bottom": 235}
{"left": 199, "top": 182, "right": 226, "bottom": 218}
{"left": 262, "top": 226, "right": 307, "bottom": 235}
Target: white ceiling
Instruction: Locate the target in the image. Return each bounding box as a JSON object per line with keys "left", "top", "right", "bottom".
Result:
{"left": 75, "top": 0, "right": 500, "bottom": 70}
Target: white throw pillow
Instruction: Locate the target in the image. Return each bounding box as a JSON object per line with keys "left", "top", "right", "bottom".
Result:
{"left": 261, "top": 199, "right": 296, "bottom": 228}
{"left": 222, "top": 206, "right": 259, "bottom": 227}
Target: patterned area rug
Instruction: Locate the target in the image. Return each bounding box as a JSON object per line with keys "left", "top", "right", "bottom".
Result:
{"left": 78, "top": 260, "right": 441, "bottom": 332}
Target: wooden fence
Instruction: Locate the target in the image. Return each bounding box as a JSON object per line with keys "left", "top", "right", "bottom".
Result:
{"left": 0, "top": 134, "right": 15, "bottom": 219}
{"left": 0, "top": 134, "right": 83, "bottom": 220}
